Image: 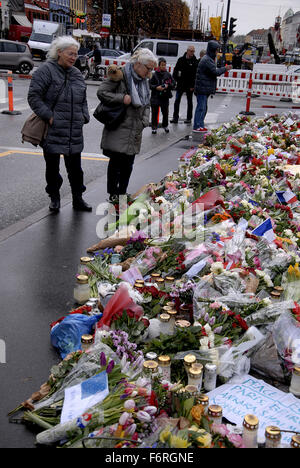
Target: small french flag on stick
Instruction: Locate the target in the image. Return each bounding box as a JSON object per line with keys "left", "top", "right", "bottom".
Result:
{"left": 252, "top": 218, "right": 276, "bottom": 242}
{"left": 276, "top": 190, "right": 298, "bottom": 205}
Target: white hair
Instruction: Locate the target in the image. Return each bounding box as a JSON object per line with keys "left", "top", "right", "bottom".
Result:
{"left": 47, "top": 36, "right": 79, "bottom": 60}
{"left": 130, "top": 48, "right": 157, "bottom": 66}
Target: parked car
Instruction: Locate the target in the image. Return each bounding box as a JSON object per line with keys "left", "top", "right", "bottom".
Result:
{"left": 75, "top": 48, "right": 126, "bottom": 80}
{"left": 0, "top": 39, "right": 34, "bottom": 74}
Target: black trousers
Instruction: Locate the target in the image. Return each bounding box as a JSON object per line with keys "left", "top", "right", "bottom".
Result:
{"left": 105, "top": 150, "right": 135, "bottom": 196}
{"left": 173, "top": 89, "right": 194, "bottom": 121}
{"left": 43, "top": 152, "right": 86, "bottom": 199}
{"left": 151, "top": 102, "right": 169, "bottom": 129}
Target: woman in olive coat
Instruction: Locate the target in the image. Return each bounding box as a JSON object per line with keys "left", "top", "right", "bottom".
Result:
{"left": 97, "top": 48, "right": 157, "bottom": 202}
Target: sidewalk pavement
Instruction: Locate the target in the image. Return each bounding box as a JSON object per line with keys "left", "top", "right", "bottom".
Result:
{"left": 0, "top": 133, "right": 193, "bottom": 448}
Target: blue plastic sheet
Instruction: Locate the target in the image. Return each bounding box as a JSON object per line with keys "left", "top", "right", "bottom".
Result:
{"left": 50, "top": 313, "right": 102, "bottom": 359}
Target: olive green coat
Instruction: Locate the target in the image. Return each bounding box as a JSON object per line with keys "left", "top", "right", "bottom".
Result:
{"left": 97, "top": 72, "right": 150, "bottom": 156}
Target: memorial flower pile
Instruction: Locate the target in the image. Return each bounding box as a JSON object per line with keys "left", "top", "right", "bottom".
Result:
{"left": 10, "top": 113, "right": 300, "bottom": 448}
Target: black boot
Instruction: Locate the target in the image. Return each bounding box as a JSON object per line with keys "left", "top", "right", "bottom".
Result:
{"left": 73, "top": 196, "right": 92, "bottom": 212}
{"left": 49, "top": 196, "right": 60, "bottom": 212}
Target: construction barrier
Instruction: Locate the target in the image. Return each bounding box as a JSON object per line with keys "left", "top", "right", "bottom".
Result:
{"left": 1, "top": 71, "right": 22, "bottom": 115}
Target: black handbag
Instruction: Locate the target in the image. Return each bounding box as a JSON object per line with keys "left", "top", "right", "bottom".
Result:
{"left": 93, "top": 102, "right": 127, "bottom": 130}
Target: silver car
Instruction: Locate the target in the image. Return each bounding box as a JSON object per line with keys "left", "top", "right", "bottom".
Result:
{"left": 0, "top": 39, "right": 34, "bottom": 75}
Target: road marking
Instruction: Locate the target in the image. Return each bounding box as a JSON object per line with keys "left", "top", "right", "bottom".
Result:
{"left": 0, "top": 149, "right": 109, "bottom": 161}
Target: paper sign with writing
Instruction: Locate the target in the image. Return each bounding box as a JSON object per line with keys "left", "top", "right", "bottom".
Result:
{"left": 207, "top": 374, "right": 300, "bottom": 445}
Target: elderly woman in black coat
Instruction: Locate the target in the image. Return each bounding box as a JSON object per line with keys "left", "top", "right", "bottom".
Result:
{"left": 28, "top": 36, "right": 91, "bottom": 212}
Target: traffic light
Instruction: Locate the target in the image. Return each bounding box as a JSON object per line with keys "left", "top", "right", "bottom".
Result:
{"left": 222, "top": 21, "right": 227, "bottom": 39}
{"left": 229, "top": 17, "right": 237, "bottom": 37}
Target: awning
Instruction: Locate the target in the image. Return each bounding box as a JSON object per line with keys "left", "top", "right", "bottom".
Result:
{"left": 13, "top": 13, "right": 32, "bottom": 28}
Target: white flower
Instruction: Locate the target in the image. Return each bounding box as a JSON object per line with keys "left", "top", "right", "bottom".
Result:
{"left": 211, "top": 262, "right": 224, "bottom": 275}
{"left": 262, "top": 298, "right": 272, "bottom": 306}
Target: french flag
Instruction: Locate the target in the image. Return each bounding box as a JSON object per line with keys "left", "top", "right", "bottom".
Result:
{"left": 276, "top": 190, "right": 298, "bottom": 205}
{"left": 252, "top": 218, "right": 276, "bottom": 243}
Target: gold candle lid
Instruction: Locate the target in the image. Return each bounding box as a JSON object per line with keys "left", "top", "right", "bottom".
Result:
{"left": 157, "top": 278, "right": 165, "bottom": 283}
{"left": 151, "top": 273, "right": 161, "bottom": 279}
{"left": 192, "top": 363, "right": 204, "bottom": 372}
{"left": 208, "top": 405, "right": 222, "bottom": 417}
{"left": 243, "top": 414, "right": 259, "bottom": 430}
{"left": 168, "top": 309, "right": 177, "bottom": 317}
{"left": 160, "top": 313, "right": 171, "bottom": 322}
{"left": 165, "top": 276, "right": 175, "bottom": 282}
{"left": 134, "top": 283, "right": 144, "bottom": 289}
{"left": 185, "top": 385, "right": 198, "bottom": 393}
{"left": 163, "top": 305, "right": 174, "bottom": 312}
{"left": 143, "top": 360, "right": 158, "bottom": 371}
{"left": 80, "top": 256, "right": 94, "bottom": 264}
{"left": 265, "top": 426, "right": 281, "bottom": 440}
{"left": 184, "top": 354, "right": 197, "bottom": 365}
{"left": 158, "top": 355, "right": 171, "bottom": 366}
{"left": 197, "top": 394, "right": 209, "bottom": 405}
{"left": 291, "top": 434, "right": 300, "bottom": 448}
{"left": 274, "top": 286, "right": 284, "bottom": 292}
{"left": 293, "top": 366, "right": 300, "bottom": 376}
{"left": 81, "top": 334, "right": 93, "bottom": 344}
{"left": 175, "top": 320, "right": 191, "bottom": 328}
{"left": 271, "top": 291, "right": 281, "bottom": 297}
{"left": 135, "top": 279, "right": 145, "bottom": 284}
{"left": 188, "top": 367, "right": 203, "bottom": 377}
{"left": 77, "top": 274, "right": 89, "bottom": 284}
{"left": 166, "top": 302, "right": 175, "bottom": 307}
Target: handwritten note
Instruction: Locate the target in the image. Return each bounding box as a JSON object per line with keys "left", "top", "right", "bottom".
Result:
{"left": 207, "top": 374, "right": 300, "bottom": 445}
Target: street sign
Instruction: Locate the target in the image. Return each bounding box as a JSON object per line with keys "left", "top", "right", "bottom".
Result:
{"left": 100, "top": 27, "right": 110, "bottom": 38}
{"left": 102, "top": 13, "right": 111, "bottom": 28}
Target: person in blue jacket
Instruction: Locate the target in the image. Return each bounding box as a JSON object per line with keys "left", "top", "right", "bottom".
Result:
{"left": 193, "top": 41, "right": 232, "bottom": 132}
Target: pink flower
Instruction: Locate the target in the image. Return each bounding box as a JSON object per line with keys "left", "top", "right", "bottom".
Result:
{"left": 211, "top": 423, "right": 230, "bottom": 438}
{"left": 210, "top": 302, "right": 222, "bottom": 309}
{"left": 136, "top": 410, "right": 152, "bottom": 423}
{"left": 124, "top": 399, "right": 136, "bottom": 410}
{"left": 119, "top": 412, "right": 130, "bottom": 426}
{"left": 227, "top": 433, "right": 246, "bottom": 448}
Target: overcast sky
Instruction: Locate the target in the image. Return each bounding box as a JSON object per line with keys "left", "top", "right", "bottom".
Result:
{"left": 185, "top": 0, "right": 300, "bottom": 35}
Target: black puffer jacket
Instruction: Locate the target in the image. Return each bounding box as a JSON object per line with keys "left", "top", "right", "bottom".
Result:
{"left": 173, "top": 52, "right": 198, "bottom": 91}
{"left": 194, "top": 41, "right": 226, "bottom": 96}
{"left": 149, "top": 70, "right": 176, "bottom": 106}
{"left": 28, "top": 60, "right": 90, "bottom": 155}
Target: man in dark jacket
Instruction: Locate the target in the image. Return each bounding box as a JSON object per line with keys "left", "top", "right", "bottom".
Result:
{"left": 193, "top": 41, "right": 231, "bottom": 131}
{"left": 170, "top": 45, "right": 198, "bottom": 124}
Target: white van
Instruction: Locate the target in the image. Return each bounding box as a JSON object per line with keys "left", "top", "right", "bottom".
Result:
{"left": 28, "top": 20, "right": 65, "bottom": 60}
{"left": 118, "top": 39, "right": 209, "bottom": 65}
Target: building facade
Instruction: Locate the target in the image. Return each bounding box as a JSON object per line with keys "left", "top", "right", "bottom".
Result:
{"left": 281, "top": 9, "right": 300, "bottom": 51}
{"left": 24, "top": 0, "right": 49, "bottom": 23}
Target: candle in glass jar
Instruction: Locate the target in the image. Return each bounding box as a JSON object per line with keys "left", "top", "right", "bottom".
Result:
{"left": 81, "top": 334, "right": 94, "bottom": 352}
{"left": 290, "top": 434, "right": 300, "bottom": 448}
{"left": 207, "top": 405, "right": 223, "bottom": 425}
{"left": 188, "top": 367, "right": 203, "bottom": 392}
{"left": 78, "top": 256, "right": 94, "bottom": 275}
{"left": 289, "top": 366, "right": 300, "bottom": 397}
{"left": 242, "top": 414, "right": 259, "bottom": 448}
{"left": 184, "top": 354, "right": 197, "bottom": 373}
{"left": 74, "top": 275, "right": 90, "bottom": 305}
{"left": 158, "top": 355, "right": 171, "bottom": 381}
{"left": 265, "top": 426, "right": 281, "bottom": 448}
{"left": 196, "top": 394, "right": 209, "bottom": 414}
{"left": 159, "top": 313, "right": 173, "bottom": 335}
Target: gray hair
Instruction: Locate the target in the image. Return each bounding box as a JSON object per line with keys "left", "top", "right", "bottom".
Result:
{"left": 130, "top": 48, "right": 157, "bottom": 66}
{"left": 47, "top": 36, "right": 79, "bottom": 60}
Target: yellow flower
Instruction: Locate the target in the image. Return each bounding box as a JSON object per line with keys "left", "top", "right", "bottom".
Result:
{"left": 196, "top": 430, "right": 212, "bottom": 448}
{"left": 268, "top": 148, "right": 275, "bottom": 155}
{"left": 159, "top": 428, "right": 171, "bottom": 444}
{"left": 288, "top": 265, "right": 295, "bottom": 277}
{"left": 169, "top": 434, "right": 191, "bottom": 448}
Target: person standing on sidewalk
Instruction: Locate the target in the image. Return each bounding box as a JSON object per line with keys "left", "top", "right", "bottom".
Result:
{"left": 27, "top": 36, "right": 92, "bottom": 213}
{"left": 170, "top": 45, "right": 198, "bottom": 124}
{"left": 149, "top": 57, "right": 176, "bottom": 134}
{"left": 97, "top": 49, "right": 157, "bottom": 203}
{"left": 193, "top": 41, "right": 232, "bottom": 132}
